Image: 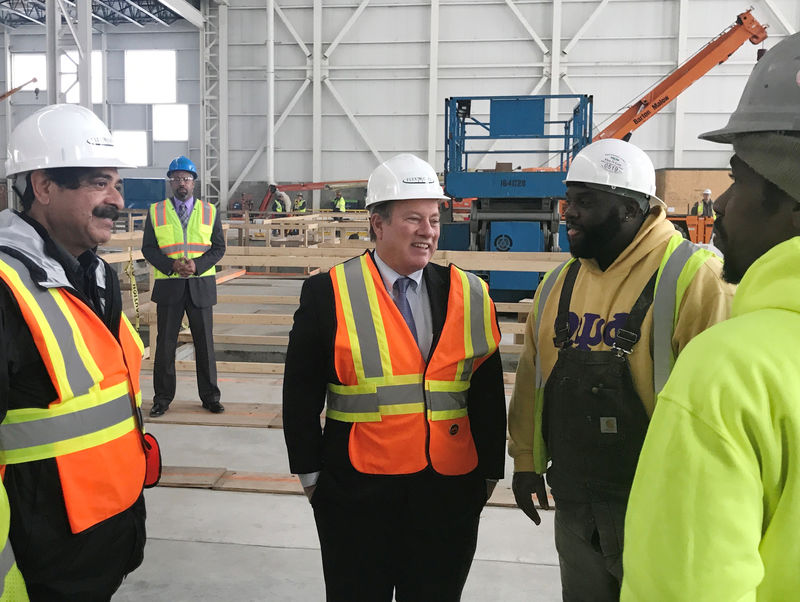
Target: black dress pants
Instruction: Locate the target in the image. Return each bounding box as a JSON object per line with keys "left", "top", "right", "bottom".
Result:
{"left": 153, "top": 297, "right": 220, "bottom": 406}
{"left": 311, "top": 469, "right": 487, "bottom": 602}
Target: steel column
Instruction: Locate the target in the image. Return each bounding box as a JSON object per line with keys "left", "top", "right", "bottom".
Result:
{"left": 266, "top": 0, "right": 274, "bottom": 184}
{"left": 77, "top": 0, "right": 91, "bottom": 108}
{"left": 46, "top": 0, "right": 57, "bottom": 103}
{"left": 673, "top": 0, "right": 688, "bottom": 167}
{"left": 312, "top": 0, "right": 321, "bottom": 209}
{"left": 427, "top": 0, "right": 439, "bottom": 166}
{"left": 218, "top": 1, "right": 228, "bottom": 209}
{"left": 548, "top": 0, "right": 562, "bottom": 165}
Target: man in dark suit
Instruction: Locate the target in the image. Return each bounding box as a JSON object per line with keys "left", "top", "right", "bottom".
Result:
{"left": 283, "top": 154, "right": 507, "bottom": 601}
{"left": 142, "top": 156, "right": 226, "bottom": 417}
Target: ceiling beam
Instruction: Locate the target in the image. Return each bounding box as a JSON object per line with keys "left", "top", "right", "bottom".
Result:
{"left": 155, "top": 0, "right": 202, "bottom": 28}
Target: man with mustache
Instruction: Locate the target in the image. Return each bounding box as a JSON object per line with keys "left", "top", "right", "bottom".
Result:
{"left": 283, "top": 154, "right": 506, "bottom": 601}
{"left": 142, "top": 155, "right": 226, "bottom": 417}
{"left": 0, "top": 104, "right": 149, "bottom": 599}
{"left": 508, "top": 138, "right": 735, "bottom": 601}
{"left": 622, "top": 32, "right": 800, "bottom": 601}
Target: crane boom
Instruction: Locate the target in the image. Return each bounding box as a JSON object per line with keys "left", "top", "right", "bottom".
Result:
{"left": 0, "top": 77, "right": 37, "bottom": 103}
{"left": 594, "top": 10, "right": 767, "bottom": 142}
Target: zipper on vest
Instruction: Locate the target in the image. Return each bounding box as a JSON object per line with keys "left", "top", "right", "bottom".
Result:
{"left": 421, "top": 327, "right": 442, "bottom": 468}
{"left": 421, "top": 363, "right": 432, "bottom": 467}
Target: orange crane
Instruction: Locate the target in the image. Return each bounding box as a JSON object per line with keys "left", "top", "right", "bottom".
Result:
{"left": 594, "top": 9, "right": 767, "bottom": 142}
{"left": 0, "top": 77, "right": 37, "bottom": 103}
{"left": 581, "top": 9, "right": 767, "bottom": 244}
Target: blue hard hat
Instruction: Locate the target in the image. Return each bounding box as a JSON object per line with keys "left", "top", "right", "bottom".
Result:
{"left": 167, "top": 155, "right": 197, "bottom": 179}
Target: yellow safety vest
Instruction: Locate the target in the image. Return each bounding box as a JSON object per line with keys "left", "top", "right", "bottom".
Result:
{"left": 149, "top": 199, "right": 216, "bottom": 279}
{"left": 0, "top": 483, "right": 27, "bottom": 600}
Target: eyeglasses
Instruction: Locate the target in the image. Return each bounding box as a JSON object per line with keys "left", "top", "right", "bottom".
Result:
{"left": 169, "top": 176, "right": 194, "bottom": 184}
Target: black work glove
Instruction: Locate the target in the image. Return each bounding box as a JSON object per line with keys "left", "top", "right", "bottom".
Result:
{"left": 512, "top": 471, "right": 550, "bottom": 525}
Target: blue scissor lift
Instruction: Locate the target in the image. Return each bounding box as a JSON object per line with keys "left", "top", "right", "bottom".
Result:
{"left": 443, "top": 95, "right": 593, "bottom": 300}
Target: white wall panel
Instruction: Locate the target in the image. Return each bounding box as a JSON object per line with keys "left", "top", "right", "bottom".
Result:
{"left": 0, "top": 0, "right": 798, "bottom": 196}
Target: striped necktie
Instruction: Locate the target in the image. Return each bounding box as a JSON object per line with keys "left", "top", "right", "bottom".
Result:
{"left": 393, "top": 277, "right": 418, "bottom": 343}
{"left": 177, "top": 202, "right": 189, "bottom": 228}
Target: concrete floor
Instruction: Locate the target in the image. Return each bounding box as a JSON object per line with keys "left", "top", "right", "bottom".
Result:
{"left": 115, "top": 277, "right": 561, "bottom": 601}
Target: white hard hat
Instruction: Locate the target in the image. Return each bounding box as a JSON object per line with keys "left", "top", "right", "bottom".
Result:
{"left": 365, "top": 153, "right": 448, "bottom": 208}
{"left": 6, "top": 104, "right": 132, "bottom": 177}
{"left": 701, "top": 32, "right": 800, "bottom": 142}
{"left": 565, "top": 138, "right": 665, "bottom": 208}
{"left": 703, "top": 188, "right": 712, "bottom": 195}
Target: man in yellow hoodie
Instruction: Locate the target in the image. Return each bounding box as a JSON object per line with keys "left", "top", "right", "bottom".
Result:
{"left": 508, "top": 138, "right": 734, "bottom": 601}
{"left": 622, "top": 32, "right": 800, "bottom": 602}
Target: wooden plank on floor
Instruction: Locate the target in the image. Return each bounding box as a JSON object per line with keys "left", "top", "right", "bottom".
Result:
{"left": 159, "top": 466, "right": 227, "bottom": 488}
{"left": 215, "top": 471, "right": 304, "bottom": 495}
{"left": 157, "top": 467, "right": 553, "bottom": 508}
{"left": 216, "top": 268, "right": 246, "bottom": 285}
{"left": 142, "top": 359, "right": 516, "bottom": 382}
{"left": 141, "top": 359, "right": 286, "bottom": 374}
{"left": 144, "top": 401, "right": 279, "bottom": 427}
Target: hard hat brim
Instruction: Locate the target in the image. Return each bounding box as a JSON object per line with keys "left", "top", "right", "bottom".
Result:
{"left": 698, "top": 126, "right": 738, "bottom": 144}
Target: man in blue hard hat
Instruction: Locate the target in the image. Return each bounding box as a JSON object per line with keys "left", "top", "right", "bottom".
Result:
{"left": 142, "top": 156, "right": 226, "bottom": 417}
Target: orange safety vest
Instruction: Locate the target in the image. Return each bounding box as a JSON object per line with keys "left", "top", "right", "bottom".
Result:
{"left": 0, "top": 253, "right": 146, "bottom": 534}
{"left": 327, "top": 252, "right": 501, "bottom": 476}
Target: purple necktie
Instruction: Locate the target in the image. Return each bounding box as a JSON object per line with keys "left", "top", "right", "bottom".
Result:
{"left": 393, "top": 277, "right": 418, "bottom": 343}
{"left": 177, "top": 202, "right": 189, "bottom": 227}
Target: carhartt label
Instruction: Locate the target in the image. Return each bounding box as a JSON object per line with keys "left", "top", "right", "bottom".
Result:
{"left": 600, "top": 417, "right": 618, "bottom": 434}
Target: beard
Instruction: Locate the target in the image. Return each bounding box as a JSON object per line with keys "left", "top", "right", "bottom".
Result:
{"left": 568, "top": 211, "right": 623, "bottom": 260}
{"left": 714, "top": 219, "right": 745, "bottom": 284}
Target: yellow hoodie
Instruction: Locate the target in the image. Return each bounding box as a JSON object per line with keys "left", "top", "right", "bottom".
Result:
{"left": 622, "top": 237, "right": 800, "bottom": 601}
{"left": 508, "top": 208, "right": 735, "bottom": 473}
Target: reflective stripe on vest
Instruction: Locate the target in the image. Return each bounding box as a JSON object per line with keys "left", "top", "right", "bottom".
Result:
{"left": 150, "top": 199, "right": 215, "bottom": 279}
{"left": 0, "top": 472, "right": 26, "bottom": 600}
{"left": 0, "top": 539, "right": 13, "bottom": 597}
{"left": 534, "top": 237, "right": 704, "bottom": 396}
{"left": 651, "top": 237, "right": 707, "bottom": 394}
{"left": 0, "top": 253, "right": 145, "bottom": 533}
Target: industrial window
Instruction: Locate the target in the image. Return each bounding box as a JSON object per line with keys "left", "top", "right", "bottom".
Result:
{"left": 11, "top": 54, "right": 45, "bottom": 89}
{"left": 61, "top": 50, "right": 103, "bottom": 104}
{"left": 153, "top": 104, "right": 188, "bottom": 141}
{"left": 124, "top": 50, "right": 176, "bottom": 104}
{"left": 112, "top": 130, "right": 148, "bottom": 167}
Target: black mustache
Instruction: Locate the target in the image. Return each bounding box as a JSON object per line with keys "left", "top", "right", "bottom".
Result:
{"left": 93, "top": 205, "right": 120, "bottom": 220}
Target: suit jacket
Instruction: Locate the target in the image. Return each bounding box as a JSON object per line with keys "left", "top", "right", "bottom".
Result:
{"left": 141, "top": 201, "right": 226, "bottom": 308}
{"left": 283, "top": 253, "right": 507, "bottom": 481}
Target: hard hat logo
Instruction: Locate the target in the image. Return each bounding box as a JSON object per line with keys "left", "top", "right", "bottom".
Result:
{"left": 402, "top": 176, "right": 436, "bottom": 184}
{"left": 600, "top": 154, "right": 625, "bottom": 175}
{"left": 86, "top": 136, "right": 114, "bottom": 147}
